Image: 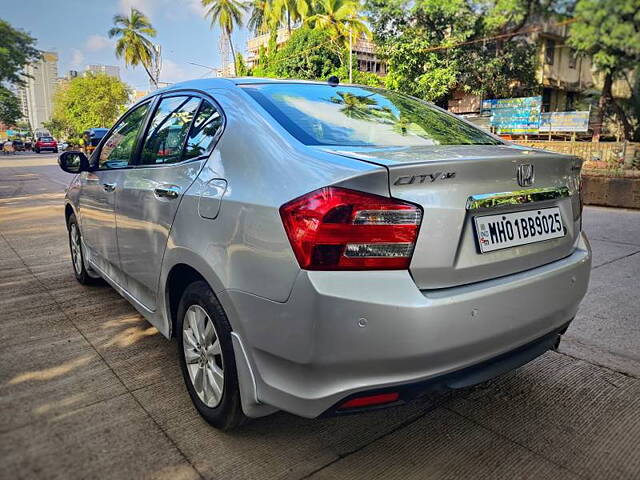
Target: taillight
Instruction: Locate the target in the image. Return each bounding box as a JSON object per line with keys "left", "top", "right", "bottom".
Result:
{"left": 279, "top": 187, "right": 422, "bottom": 270}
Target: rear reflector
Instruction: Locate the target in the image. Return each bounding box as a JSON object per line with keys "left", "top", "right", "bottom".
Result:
{"left": 279, "top": 187, "right": 422, "bottom": 270}
{"left": 338, "top": 392, "right": 400, "bottom": 409}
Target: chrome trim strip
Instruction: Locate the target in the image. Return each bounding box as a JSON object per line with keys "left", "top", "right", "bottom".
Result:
{"left": 466, "top": 186, "right": 570, "bottom": 211}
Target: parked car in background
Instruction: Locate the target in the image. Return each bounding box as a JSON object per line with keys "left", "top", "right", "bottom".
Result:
{"left": 11, "top": 139, "right": 25, "bottom": 151}
{"left": 82, "top": 128, "right": 108, "bottom": 155}
{"left": 57, "top": 141, "right": 69, "bottom": 152}
{"left": 34, "top": 136, "right": 58, "bottom": 153}
{"left": 57, "top": 78, "right": 591, "bottom": 430}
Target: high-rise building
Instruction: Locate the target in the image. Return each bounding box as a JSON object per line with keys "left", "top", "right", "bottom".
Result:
{"left": 18, "top": 51, "right": 59, "bottom": 129}
{"left": 85, "top": 64, "right": 120, "bottom": 79}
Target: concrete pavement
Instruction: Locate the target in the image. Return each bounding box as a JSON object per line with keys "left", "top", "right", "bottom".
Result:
{"left": 1, "top": 153, "right": 639, "bottom": 479}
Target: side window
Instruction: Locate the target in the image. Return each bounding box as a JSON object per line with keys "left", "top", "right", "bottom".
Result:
{"left": 139, "top": 96, "right": 200, "bottom": 165}
{"left": 184, "top": 100, "right": 224, "bottom": 160}
{"left": 98, "top": 102, "right": 150, "bottom": 169}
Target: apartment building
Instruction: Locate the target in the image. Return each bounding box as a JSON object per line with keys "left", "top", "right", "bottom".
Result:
{"left": 18, "top": 51, "right": 59, "bottom": 129}
{"left": 85, "top": 64, "right": 121, "bottom": 79}
{"left": 448, "top": 17, "right": 632, "bottom": 116}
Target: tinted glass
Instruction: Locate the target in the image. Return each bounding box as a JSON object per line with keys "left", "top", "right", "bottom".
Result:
{"left": 243, "top": 84, "right": 500, "bottom": 147}
{"left": 99, "top": 102, "right": 150, "bottom": 169}
{"left": 40, "top": 137, "right": 54, "bottom": 142}
{"left": 140, "top": 96, "right": 200, "bottom": 165}
{"left": 184, "top": 100, "right": 223, "bottom": 159}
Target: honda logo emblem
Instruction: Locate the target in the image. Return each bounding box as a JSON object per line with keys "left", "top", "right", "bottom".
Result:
{"left": 517, "top": 164, "right": 535, "bottom": 187}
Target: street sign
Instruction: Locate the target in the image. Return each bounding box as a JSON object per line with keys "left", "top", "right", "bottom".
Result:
{"left": 539, "top": 111, "right": 590, "bottom": 132}
{"left": 483, "top": 96, "right": 542, "bottom": 135}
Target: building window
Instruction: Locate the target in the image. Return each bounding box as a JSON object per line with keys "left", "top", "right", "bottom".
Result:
{"left": 545, "top": 39, "right": 555, "bottom": 65}
{"left": 568, "top": 48, "right": 577, "bottom": 69}
{"left": 542, "top": 88, "right": 553, "bottom": 112}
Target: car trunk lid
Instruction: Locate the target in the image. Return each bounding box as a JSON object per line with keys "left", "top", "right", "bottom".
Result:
{"left": 319, "top": 144, "right": 582, "bottom": 289}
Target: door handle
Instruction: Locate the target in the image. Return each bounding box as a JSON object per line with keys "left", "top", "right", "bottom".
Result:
{"left": 102, "top": 183, "right": 116, "bottom": 192}
{"left": 154, "top": 185, "right": 181, "bottom": 200}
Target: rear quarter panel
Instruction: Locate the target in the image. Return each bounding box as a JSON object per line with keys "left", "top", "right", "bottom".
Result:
{"left": 162, "top": 87, "right": 388, "bottom": 333}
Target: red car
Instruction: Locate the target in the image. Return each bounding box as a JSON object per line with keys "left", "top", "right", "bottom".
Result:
{"left": 34, "top": 136, "right": 58, "bottom": 153}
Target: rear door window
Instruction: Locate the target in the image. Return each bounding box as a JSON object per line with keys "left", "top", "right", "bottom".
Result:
{"left": 139, "top": 96, "right": 200, "bottom": 165}
{"left": 184, "top": 100, "right": 224, "bottom": 160}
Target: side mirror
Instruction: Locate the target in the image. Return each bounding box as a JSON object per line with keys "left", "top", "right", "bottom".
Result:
{"left": 58, "top": 151, "right": 89, "bottom": 174}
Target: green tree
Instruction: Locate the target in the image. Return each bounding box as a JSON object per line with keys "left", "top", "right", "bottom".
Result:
{"left": 255, "top": 25, "right": 343, "bottom": 78}
{"left": 306, "top": 0, "right": 370, "bottom": 48}
{"left": 0, "top": 19, "right": 40, "bottom": 128}
{"left": 235, "top": 53, "right": 249, "bottom": 76}
{"left": 569, "top": 0, "right": 640, "bottom": 140}
{"left": 202, "top": 0, "right": 248, "bottom": 76}
{"left": 269, "top": 0, "right": 310, "bottom": 32}
{"left": 251, "top": 24, "right": 384, "bottom": 85}
{"left": 365, "top": 0, "right": 541, "bottom": 104}
{"left": 49, "top": 73, "right": 130, "bottom": 136}
{"left": 0, "top": 19, "right": 41, "bottom": 85}
{"left": 248, "top": 0, "right": 271, "bottom": 34}
{"left": 42, "top": 116, "right": 75, "bottom": 140}
{"left": 108, "top": 8, "right": 158, "bottom": 87}
{"left": 0, "top": 87, "right": 22, "bottom": 126}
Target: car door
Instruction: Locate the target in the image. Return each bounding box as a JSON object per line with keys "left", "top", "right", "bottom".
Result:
{"left": 78, "top": 101, "right": 151, "bottom": 281}
{"left": 115, "top": 93, "right": 224, "bottom": 311}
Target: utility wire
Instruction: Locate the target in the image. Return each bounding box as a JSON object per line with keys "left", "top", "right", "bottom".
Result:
{"left": 414, "top": 18, "right": 577, "bottom": 54}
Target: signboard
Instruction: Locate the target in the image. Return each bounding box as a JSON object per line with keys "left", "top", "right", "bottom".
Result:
{"left": 483, "top": 96, "right": 542, "bottom": 135}
{"left": 539, "top": 111, "right": 590, "bottom": 132}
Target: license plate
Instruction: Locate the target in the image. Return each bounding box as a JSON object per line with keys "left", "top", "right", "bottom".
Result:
{"left": 474, "top": 207, "right": 564, "bottom": 253}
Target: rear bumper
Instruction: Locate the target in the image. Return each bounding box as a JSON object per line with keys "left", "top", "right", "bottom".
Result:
{"left": 321, "top": 321, "right": 569, "bottom": 416}
{"left": 226, "top": 233, "right": 591, "bottom": 418}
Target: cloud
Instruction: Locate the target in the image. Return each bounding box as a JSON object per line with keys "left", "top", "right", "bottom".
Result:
{"left": 70, "top": 49, "right": 85, "bottom": 69}
{"left": 187, "top": 0, "right": 206, "bottom": 16}
{"left": 118, "top": 0, "right": 156, "bottom": 15}
{"left": 85, "top": 35, "right": 113, "bottom": 51}
{"left": 159, "top": 59, "right": 191, "bottom": 84}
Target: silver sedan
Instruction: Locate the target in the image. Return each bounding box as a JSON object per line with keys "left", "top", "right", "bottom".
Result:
{"left": 58, "top": 78, "right": 591, "bottom": 430}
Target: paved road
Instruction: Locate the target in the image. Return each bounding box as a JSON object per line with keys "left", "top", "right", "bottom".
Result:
{"left": 1, "top": 153, "right": 639, "bottom": 479}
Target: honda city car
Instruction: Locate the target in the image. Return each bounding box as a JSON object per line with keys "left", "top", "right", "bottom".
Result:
{"left": 58, "top": 78, "right": 591, "bottom": 430}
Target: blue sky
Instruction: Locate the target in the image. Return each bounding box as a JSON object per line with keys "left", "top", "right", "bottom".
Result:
{"left": 3, "top": 0, "right": 252, "bottom": 91}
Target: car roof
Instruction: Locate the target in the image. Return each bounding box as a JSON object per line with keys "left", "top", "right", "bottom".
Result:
{"left": 150, "top": 77, "right": 340, "bottom": 96}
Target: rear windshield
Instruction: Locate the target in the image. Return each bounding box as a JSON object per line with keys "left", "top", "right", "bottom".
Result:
{"left": 40, "top": 137, "right": 54, "bottom": 142}
{"left": 242, "top": 83, "right": 500, "bottom": 147}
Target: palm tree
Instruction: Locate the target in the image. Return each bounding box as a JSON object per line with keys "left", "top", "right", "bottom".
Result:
{"left": 248, "top": 0, "right": 270, "bottom": 34}
{"left": 269, "top": 0, "right": 310, "bottom": 33}
{"left": 202, "top": 0, "right": 248, "bottom": 76}
{"left": 305, "top": 0, "right": 369, "bottom": 47}
{"left": 108, "top": 8, "right": 158, "bottom": 87}
{"left": 329, "top": 91, "right": 378, "bottom": 120}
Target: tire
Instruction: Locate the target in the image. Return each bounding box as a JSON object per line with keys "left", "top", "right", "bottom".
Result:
{"left": 67, "top": 213, "right": 103, "bottom": 285}
{"left": 177, "top": 280, "right": 246, "bottom": 430}
{"left": 35, "top": 148, "right": 39, "bottom": 153}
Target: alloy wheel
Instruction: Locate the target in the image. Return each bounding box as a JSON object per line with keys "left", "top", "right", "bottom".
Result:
{"left": 70, "top": 223, "right": 83, "bottom": 275}
{"left": 182, "top": 304, "right": 225, "bottom": 408}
